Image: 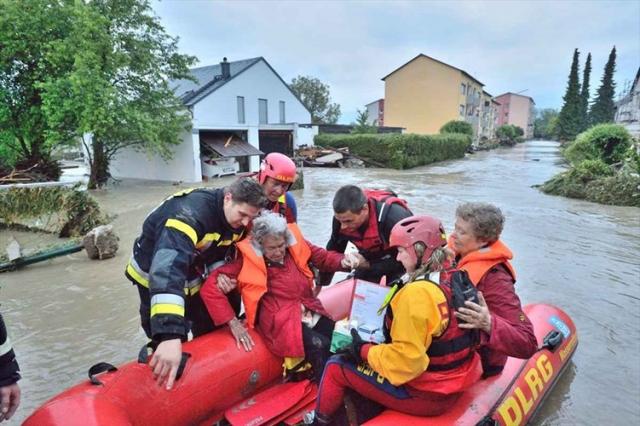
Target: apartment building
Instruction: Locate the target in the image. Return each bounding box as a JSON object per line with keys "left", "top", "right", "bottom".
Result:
{"left": 382, "top": 54, "right": 486, "bottom": 140}
{"left": 494, "top": 92, "right": 535, "bottom": 139}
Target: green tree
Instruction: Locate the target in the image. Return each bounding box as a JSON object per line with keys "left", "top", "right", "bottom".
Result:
{"left": 440, "top": 120, "right": 473, "bottom": 136}
{"left": 556, "top": 49, "right": 582, "bottom": 141}
{"left": 290, "top": 75, "right": 341, "bottom": 124}
{"left": 579, "top": 53, "right": 592, "bottom": 132}
{"left": 496, "top": 125, "right": 517, "bottom": 146}
{"left": 0, "top": 0, "right": 76, "bottom": 178}
{"left": 351, "top": 109, "right": 377, "bottom": 134}
{"left": 40, "top": 0, "right": 196, "bottom": 188}
{"left": 533, "top": 108, "right": 559, "bottom": 139}
{"left": 589, "top": 46, "right": 617, "bottom": 125}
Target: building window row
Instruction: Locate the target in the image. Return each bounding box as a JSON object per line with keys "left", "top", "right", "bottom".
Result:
{"left": 238, "top": 97, "right": 286, "bottom": 124}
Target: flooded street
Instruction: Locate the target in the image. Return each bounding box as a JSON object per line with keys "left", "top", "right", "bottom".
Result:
{"left": 1, "top": 140, "right": 639, "bottom": 424}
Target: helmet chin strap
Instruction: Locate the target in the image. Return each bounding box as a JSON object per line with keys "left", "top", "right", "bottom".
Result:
{"left": 414, "top": 242, "right": 426, "bottom": 269}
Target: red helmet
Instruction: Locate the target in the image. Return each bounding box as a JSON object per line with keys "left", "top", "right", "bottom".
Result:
{"left": 389, "top": 215, "right": 447, "bottom": 266}
{"left": 259, "top": 153, "right": 297, "bottom": 185}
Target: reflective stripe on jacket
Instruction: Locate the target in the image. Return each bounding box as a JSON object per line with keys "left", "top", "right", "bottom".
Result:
{"left": 271, "top": 193, "right": 297, "bottom": 223}
{"left": 237, "top": 223, "right": 314, "bottom": 328}
{"left": 125, "top": 187, "right": 244, "bottom": 338}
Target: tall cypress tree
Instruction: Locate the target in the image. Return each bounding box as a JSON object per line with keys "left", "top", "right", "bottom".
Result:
{"left": 556, "top": 49, "right": 582, "bottom": 141}
{"left": 579, "top": 53, "right": 592, "bottom": 132}
{"left": 589, "top": 46, "right": 617, "bottom": 125}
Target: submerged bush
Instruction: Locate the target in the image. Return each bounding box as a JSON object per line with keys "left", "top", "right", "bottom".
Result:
{"left": 566, "top": 124, "right": 632, "bottom": 166}
{"left": 568, "top": 159, "right": 613, "bottom": 183}
{"left": 0, "top": 185, "right": 107, "bottom": 237}
{"left": 495, "top": 125, "right": 523, "bottom": 146}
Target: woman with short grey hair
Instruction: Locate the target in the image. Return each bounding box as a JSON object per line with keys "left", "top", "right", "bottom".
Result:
{"left": 450, "top": 202, "right": 537, "bottom": 378}
{"left": 200, "top": 211, "right": 363, "bottom": 382}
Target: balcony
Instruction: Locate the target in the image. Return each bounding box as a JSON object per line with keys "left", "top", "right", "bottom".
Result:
{"left": 466, "top": 92, "right": 481, "bottom": 107}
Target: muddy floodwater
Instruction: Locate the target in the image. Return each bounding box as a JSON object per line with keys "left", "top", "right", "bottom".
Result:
{"left": 1, "top": 141, "right": 639, "bottom": 424}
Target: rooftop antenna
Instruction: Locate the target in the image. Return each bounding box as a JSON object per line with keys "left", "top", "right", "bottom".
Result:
{"left": 515, "top": 89, "right": 529, "bottom": 95}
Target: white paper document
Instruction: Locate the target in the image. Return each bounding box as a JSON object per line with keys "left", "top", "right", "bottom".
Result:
{"left": 349, "top": 280, "right": 392, "bottom": 344}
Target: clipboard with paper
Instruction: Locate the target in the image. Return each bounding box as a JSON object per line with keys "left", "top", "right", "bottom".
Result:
{"left": 349, "top": 279, "right": 393, "bottom": 343}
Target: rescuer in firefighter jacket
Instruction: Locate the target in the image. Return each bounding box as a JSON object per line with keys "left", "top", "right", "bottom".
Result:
{"left": 125, "top": 177, "right": 266, "bottom": 390}
{"left": 256, "top": 153, "right": 298, "bottom": 223}
{"left": 313, "top": 216, "right": 481, "bottom": 425}
{"left": 0, "top": 313, "right": 21, "bottom": 422}
{"left": 450, "top": 202, "right": 537, "bottom": 377}
{"left": 318, "top": 185, "right": 412, "bottom": 286}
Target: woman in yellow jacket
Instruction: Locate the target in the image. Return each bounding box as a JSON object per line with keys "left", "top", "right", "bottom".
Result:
{"left": 313, "top": 215, "right": 481, "bottom": 425}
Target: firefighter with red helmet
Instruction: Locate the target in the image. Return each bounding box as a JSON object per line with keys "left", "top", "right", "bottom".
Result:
{"left": 312, "top": 215, "right": 481, "bottom": 425}
{"left": 257, "top": 153, "right": 298, "bottom": 223}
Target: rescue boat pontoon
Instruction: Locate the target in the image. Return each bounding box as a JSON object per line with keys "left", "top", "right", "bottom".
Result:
{"left": 24, "top": 278, "right": 577, "bottom": 426}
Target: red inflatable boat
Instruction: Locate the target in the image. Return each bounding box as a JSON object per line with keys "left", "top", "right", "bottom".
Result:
{"left": 24, "top": 278, "right": 578, "bottom": 425}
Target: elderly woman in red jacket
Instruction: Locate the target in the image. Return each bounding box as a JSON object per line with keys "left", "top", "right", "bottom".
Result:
{"left": 200, "top": 211, "right": 362, "bottom": 382}
{"left": 450, "top": 202, "right": 537, "bottom": 377}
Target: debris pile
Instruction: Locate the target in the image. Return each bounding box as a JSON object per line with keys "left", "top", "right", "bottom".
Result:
{"left": 295, "top": 146, "right": 365, "bottom": 168}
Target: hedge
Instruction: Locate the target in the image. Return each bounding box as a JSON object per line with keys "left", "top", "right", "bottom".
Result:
{"left": 314, "top": 133, "right": 471, "bottom": 169}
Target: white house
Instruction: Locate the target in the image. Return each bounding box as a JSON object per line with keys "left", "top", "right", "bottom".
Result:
{"left": 615, "top": 68, "right": 640, "bottom": 138}
{"left": 110, "top": 57, "right": 313, "bottom": 182}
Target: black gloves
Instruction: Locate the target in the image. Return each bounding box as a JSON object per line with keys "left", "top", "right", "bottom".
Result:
{"left": 346, "top": 328, "right": 365, "bottom": 364}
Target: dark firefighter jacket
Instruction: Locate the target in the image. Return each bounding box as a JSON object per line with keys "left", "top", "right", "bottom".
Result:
{"left": 0, "top": 313, "right": 20, "bottom": 387}
{"left": 125, "top": 188, "right": 244, "bottom": 339}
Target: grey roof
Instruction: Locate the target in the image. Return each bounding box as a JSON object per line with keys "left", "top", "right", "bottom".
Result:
{"left": 171, "top": 57, "right": 311, "bottom": 116}
{"left": 170, "top": 57, "right": 262, "bottom": 106}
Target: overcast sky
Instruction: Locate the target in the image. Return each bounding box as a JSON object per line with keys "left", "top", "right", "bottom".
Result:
{"left": 152, "top": 0, "right": 639, "bottom": 123}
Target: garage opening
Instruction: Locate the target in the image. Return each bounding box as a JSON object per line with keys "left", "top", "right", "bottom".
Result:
{"left": 258, "top": 130, "right": 293, "bottom": 157}
{"left": 200, "top": 130, "right": 262, "bottom": 179}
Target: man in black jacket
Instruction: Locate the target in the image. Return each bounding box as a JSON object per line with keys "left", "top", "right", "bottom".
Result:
{"left": 126, "top": 177, "right": 266, "bottom": 390}
{"left": 0, "top": 313, "right": 21, "bottom": 423}
{"left": 318, "top": 185, "right": 412, "bottom": 286}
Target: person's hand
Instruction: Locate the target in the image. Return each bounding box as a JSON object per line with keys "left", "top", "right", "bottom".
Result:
{"left": 217, "top": 274, "right": 237, "bottom": 294}
{"left": 229, "top": 318, "right": 255, "bottom": 352}
{"left": 0, "top": 383, "right": 20, "bottom": 422}
{"left": 313, "top": 285, "right": 322, "bottom": 297}
{"left": 149, "top": 339, "right": 182, "bottom": 390}
{"left": 341, "top": 253, "right": 366, "bottom": 269}
{"left": 345, "top": 329, "right": 365, "bottom": 364}
{"left": 455, "top": 292, "right": 492, "bottom": 334}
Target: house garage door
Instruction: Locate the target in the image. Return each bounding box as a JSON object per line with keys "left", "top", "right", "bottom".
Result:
{"left": 258, "top": 131, "right": 293, "bottom": 157}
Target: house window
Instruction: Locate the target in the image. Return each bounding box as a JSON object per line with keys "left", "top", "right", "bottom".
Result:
{"left": 459, "top": 105, "right": 465, "bottom": 116}
{"left": 279, "top": 101, "right": 285, "bottom": 124}
{"left": 259, "top": 99, "right": 268, "bottom": 124}
{"left": 237, "top": 96, "right": 245, "bottom": 124}
{"left": 461, "top": 83, "right": 466, "bottom": 95}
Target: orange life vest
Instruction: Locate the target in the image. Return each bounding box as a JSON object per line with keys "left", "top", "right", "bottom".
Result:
{"left": 236, "top": 223, "right": 314, "bottom": 328}
{"left": 454, "top": 240, "right": 516, "bottom": 286}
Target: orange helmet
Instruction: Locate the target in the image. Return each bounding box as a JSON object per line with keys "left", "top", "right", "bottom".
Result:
{"left": 258, "top": 153, "right": 297, "bottom": 185}
{"left": 390, "top": 215, "right": 447, "bottom": 266}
